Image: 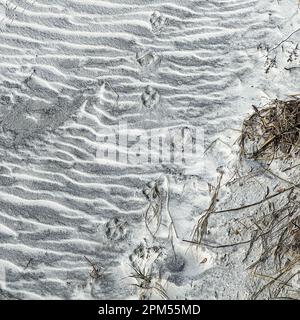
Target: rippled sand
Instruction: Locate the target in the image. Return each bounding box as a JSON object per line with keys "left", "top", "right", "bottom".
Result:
{"left": 0, "top": 0, "right": 299, "bottom": 299}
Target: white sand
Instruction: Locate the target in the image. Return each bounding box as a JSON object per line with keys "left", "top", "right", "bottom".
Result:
{"left": 0, "top": 0, "right": 299, "bottom": 300}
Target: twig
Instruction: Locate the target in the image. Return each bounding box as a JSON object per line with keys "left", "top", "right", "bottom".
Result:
{"left": 191, "top": 172, "right": 223, "bottom": 245}
{"left": 24, "top": 258, "right": 33, "bottom": 270}
{"left": 213, "top": 186, "right": 295, "bottom": 214}
{"left": 269, "top": 27, "right": 300, "bottom": 52}
{"left": 84, "top": 256, "right": 103, "bottom": 280}
{"left": 183, "top": 238, "right": 251, "bottom": 248}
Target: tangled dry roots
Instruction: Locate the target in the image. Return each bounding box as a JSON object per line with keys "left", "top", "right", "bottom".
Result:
{"left": 240, "top": 99, "right": 300, "bottom": 161}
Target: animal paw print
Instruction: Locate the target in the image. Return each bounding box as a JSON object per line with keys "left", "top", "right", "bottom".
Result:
{"left": 143, "top": 177, "right": 168, "bottom": 202}
{"left": 143, "top": 180, "right": 160, "bottom": 202}
{"left": 150, "top": 11, "right": 168, "bottom": 34}
{"left": 141, "top": 86, "right": 160, "bottom": 109}
{"left": 105, "top": 218, "right": 129, "bottom": 241}
{"left": 0, "top": 1, "right": 17, "bottom": 27}
{"left": 129, "top": 240, "right": 162, "bottom": 267}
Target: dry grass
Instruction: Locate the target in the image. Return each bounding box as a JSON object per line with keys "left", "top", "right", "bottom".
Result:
{"left": 241, "top": 194, "right": 300, "bottom": 299}
{"left": 238, "top": 98, "right": 300, "bottom": 299}
{"left": 143, "top": 177, "right": 178, "bottom": 239}
{"left": 186, "top": 98, "right": 300, "bottom": 298}
{"left": 84, "top": 256, "right": 105, "bottom": 280}
{"left": 191, "top": 171, "right": 223, "bottom": 247}
{"left": 240, "top": 99, "right": 300, "bottom": 162}
{"left": 129, "top": 264, "right": 169, "bottom": 300}
{"left": 143, "top": 180, "right": 163, "bottom": 237}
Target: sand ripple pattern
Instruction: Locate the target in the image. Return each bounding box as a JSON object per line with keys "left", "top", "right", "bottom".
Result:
{"left": 0, "top": 0, "right": 272, "bottom": 299}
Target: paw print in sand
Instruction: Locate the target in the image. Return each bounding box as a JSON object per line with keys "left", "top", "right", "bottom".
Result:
{"left": 129, "top": 240, "right": 162, "bottom": 267}
{"left": 141, "top": 86, "right": 160, "bottom": 109}
{"left": 150, "top": 11, "right": 168, "bottom": 33}
{"left": 105, "top": 218, "right": 129, "bottom": 241}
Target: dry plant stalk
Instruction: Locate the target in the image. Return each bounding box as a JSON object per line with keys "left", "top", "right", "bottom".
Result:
{"left": 84, "top": 256, "right": 104, "bottom": 280}
{"left": 143, "top": 177, "right": 178, "bottom": 239}
{"left": 240, "top": 99, "right": 300, "bottom": 161}
{"left": 191, "top": 172, "right": 223, "bottom": 246}
{"left": 129, "top": 264, "right": 169, "bottom": 300}
{"left": 143, "top": 181, "right": 163, "bottom": 237}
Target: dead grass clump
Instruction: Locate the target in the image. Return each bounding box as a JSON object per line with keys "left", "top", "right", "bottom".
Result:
{"left": 247, "top": 197, "right": 300, "bottom": 300}
{"left": 240, "top": 99, "right": 300, "bottom": 161}
{"left": 191, "top": 171, "right": 223, "bottom": 246}
{"left": 129, "top": 264, "right": 168, "bottom": 300}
